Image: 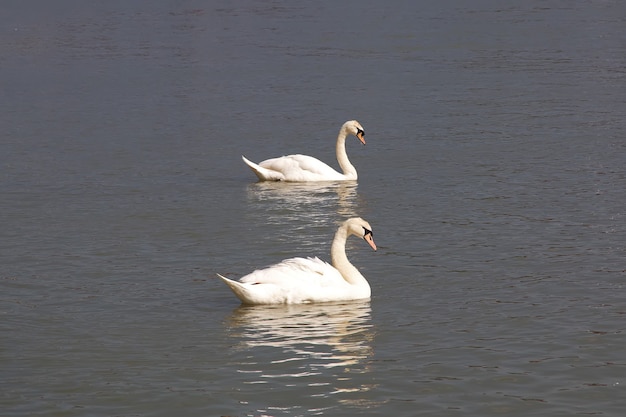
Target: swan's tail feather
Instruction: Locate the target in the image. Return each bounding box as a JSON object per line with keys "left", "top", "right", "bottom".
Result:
{"left": 241, "top": 155, "right": 284, "bottom": 181}
{"left": 218, "top": 273, "right": 251, "bottom": 304}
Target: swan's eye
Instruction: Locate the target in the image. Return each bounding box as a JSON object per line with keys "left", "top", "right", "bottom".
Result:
{"left": 363, "top": 227, "right": 373, "bottom": 238}
{"left": 357, "top": 128, "right": 365, "bottom": 137}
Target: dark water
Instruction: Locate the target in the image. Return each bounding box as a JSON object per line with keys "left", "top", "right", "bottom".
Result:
{"left": 2, "top": 1, "right": 625, "bottom": 416}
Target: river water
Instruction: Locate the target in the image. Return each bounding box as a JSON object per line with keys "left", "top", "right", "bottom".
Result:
{"left": 2, "top": 1, "right": 625, "bottom": 416}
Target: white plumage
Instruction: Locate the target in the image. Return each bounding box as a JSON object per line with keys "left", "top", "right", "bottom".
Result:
{"left": 218, "top": 217, "right": 377, "bottom": 304}
{"left": 242, "top": 120, "right": 366, "bottom": 182}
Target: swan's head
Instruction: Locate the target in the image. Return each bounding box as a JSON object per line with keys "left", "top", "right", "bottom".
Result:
{"left": 343, "top": 120, "right": 366, "bottom": 145}
{"left": 345, "top": 217, "right": 377, "bottom": 251}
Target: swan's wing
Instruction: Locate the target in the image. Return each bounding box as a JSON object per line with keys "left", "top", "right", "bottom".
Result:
{"left": 259, "top": 155, "right": 344, "bottom": 181}
{"left": 239, "top": 257, "right": 345, "bottom": 287}
{"left": 285, "top": 155, "right": 340, "bottom": 176}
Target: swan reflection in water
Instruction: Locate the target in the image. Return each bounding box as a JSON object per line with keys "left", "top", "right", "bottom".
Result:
{"left": 225, "top": 301, "right": 379, "bottom": 410}
{"left": 246, "top": 180, "right": 361, "bottom": 226}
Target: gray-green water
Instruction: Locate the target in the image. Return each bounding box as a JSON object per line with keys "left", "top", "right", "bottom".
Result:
{"left": 2, "top": 1, "right": 625, "bottom": 416}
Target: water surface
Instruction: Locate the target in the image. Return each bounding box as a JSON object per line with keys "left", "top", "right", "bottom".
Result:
{"left": 1, "top": 1, "right": 625, "bottom": 416}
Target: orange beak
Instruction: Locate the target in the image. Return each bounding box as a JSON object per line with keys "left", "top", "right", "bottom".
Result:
{"left": 364, "top": 233, "right": 377, "bottom": 251}
{"left": 356, "top": 130, "right": 366, "bottom": 145}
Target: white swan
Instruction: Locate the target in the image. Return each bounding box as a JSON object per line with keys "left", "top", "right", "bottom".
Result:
{"left": 218, "top": 217, "right": 377, "bottom": 304}
{"left": 241, "top": 120, "right": 366, "bottom": 182}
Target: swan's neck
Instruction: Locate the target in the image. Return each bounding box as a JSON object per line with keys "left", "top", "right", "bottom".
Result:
{"left": 330, "top": 226, "right": 368, "bottom": 287}
{"left": 336, "top": 129, "right": 357, "bottom": 180}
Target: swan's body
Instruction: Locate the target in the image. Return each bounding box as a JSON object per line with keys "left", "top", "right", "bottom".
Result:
{"left": 242, "top": 120, "right": 366, "bottom": 182}
{"left": 218, "top": 217, "right": 377, "bottom": 304}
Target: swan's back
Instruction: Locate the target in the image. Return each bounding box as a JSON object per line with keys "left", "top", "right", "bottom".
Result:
{"left": 223, "top": 256, "right": 369, "bottom": 304}
{"left": 259, "top": 155, "right": 348, "bottom": 182}
{"left": 240, "top": 257, "right": 343, "bottom": 287}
